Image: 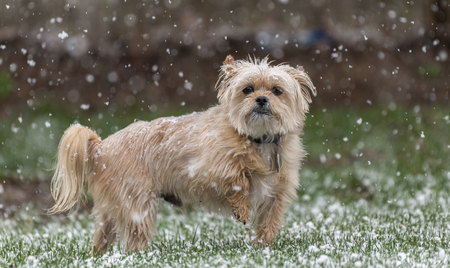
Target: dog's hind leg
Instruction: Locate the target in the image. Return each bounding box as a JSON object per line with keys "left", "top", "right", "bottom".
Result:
{"left": 121, "top": 196, "right": 159, "bottom": 252}
{"left": 91, "top": 214, "right": 116, "bottom": 256}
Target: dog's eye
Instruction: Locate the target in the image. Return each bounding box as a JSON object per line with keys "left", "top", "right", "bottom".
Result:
{"left": 272, "top": 87, "right": 283, "bottom": 96}
{"left": 243, "top": 86, "right": 254, "bottom": 95}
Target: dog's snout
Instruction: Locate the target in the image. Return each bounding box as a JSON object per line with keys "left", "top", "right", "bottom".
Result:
{"left": 255, "top": 96, "right": 269, "bottom": 106}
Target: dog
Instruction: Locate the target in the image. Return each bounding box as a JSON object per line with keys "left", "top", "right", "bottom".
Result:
{"left": 49, "top": 55, "right": 316, "bottom": 255}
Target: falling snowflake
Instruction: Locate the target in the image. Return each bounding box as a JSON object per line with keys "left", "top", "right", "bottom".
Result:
{"left": 58, "top": 31, "right": 68, "bottom": 40}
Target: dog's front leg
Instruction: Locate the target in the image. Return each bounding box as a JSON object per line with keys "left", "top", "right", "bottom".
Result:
{"left": 253, "top": 193, "right": 288, "bottom": 246}
{"left": 224, "top": 175, "right": 251, "bottom": 225}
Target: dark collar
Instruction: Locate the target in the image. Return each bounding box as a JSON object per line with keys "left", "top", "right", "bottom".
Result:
{"left": 248, "top": 134, "right": 281, "bottom": 145}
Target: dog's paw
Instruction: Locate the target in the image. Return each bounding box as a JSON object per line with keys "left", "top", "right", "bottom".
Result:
{"left": 252, "top": 233, "right": 274, "bottom": 247}
{"left": 251, "top": 237, "right": 267, "bottom": 247}
{"left": 234, "top": 207, "right": 250, "bottom": 225}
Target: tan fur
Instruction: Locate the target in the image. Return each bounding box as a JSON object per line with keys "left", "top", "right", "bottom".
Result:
{"left": 224, "top": 174, "right": 251, "bottom": 225}
{"left": 49, "top": 124, "right": 100, "bottom": 214}
{"left": 50, "top": 55, "right": 316, "bottom": 254}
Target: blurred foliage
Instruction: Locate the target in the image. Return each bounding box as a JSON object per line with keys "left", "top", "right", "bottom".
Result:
{"left": 1, "top": 104, "right": 449, "bottom": 183}
{"left": 0, "top": 104, "right": 194, "bottom": 180}
{"left": 300, "top": 104, "right": 450, "bottom": 203}
{"left": 418, "top": 63, "right": 442, "bottom": 78}
{"left": 0, "top": 72, "right": 11, "bottom": 99}
{"left": 303, "top": 105, "right": 450, "bottom": 175}
{"left": 0, "top": 0, "right": 449, "bottom": 116}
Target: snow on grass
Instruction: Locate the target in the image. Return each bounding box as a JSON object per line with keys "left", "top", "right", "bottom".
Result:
{"left": 1, "top": 106, "right": 450, "bottom": 266}
{"left": 2, "top": 164, "right": 450, "bottom": 267}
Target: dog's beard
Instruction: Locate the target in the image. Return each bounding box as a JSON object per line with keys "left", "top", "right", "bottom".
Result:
{"left": 248, "top": 103, "right": 274, "bottom": 122}
{"left": 251, "top": 101, "right": 272, "bottom": 116}
{"left": 244, "top": 104, "right": 282, "bottom": 139}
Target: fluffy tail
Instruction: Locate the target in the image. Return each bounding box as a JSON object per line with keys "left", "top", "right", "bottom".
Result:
{"left": 49, "top": 124, "right": 101, "bottom": 214}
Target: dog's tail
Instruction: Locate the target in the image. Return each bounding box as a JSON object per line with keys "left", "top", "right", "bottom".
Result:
{"left": 48, "top": 124, "right": 101, "bottom": 214}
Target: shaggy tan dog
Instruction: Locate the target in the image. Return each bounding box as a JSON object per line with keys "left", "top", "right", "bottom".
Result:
{"left": 50, "top": 55, "right": 316, "bottom": 254}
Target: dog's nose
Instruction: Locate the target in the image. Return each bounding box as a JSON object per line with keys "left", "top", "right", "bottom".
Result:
{"left": 255, "top": 96, "right": 269, "bottom": 106}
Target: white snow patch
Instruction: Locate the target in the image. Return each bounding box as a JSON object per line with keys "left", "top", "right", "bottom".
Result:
{"left": 306, "top": 221, "right": 316, "bottom": 230}
{"left": 439, "top": 248, "right": 446, "bottom": 260}
{"left": 184, "top": 81, "right": 193, "bottom": 90}
{"left": 9, "top": 63, "right": 17, "bottom": 72}
{"left": 80, "top": 104, "right": 90, "bottom": 110}
{"left": 308, "top": 245, "right": 320, "bottom": 253}
{"left": 108, "top": 71, "right": 119, "bottom": 83}
{"left": 58, "top": 31, "right": 68, "bottom": 40}
{"left": 316, "top": 255, "right": 329, "bottom": 264}
{"left": 85, "top": 74, "right": 95, "bottom": 83}
{"left": 438, "top": 50, "right": 448, "bottom": 61}
{"left": 232, "top": 186, "right": 242, "bottom": 191}
{"left": 387, "top": 10, "right": 396, "bottom": 19}
{"left": 187, "top": 158, "right": 199, "bottom": 179}
{"left": 27, "top": 59, "right": 36, "bottom": 67}
{"left": 131, "top": 211, "right": 148, "bottom": 223}
{"left": 422, "top": 46, "right": 427, "bottom": 53}
{"left": 319, "top": 154, "right": 326, "bottom": 163}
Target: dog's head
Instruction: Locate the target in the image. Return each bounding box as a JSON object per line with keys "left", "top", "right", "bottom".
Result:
{"left": 216, "top": 55, "right": 316, "bottom": 139}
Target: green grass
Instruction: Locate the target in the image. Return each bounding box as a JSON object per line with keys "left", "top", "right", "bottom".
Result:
{"left": 0, "top": 105, "right": 194, "bottom": 180}
{"left": 0, "top": 71, "right": 12, "bottom": 99}
{"left": 1, "top": 104, "right": 450, "bottom": 267}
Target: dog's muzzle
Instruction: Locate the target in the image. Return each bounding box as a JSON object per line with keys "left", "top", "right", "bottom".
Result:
{"left": 253, "top": 96, "right": 270, "bottom": 115}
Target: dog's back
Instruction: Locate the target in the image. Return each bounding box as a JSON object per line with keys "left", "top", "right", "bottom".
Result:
{"left": 50, "top": 55, "right": 316, "bottom": 254}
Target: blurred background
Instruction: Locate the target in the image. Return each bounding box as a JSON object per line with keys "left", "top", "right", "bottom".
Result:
{"left": 0, "top": 0, "right": 449, "bottom": 214}
{"left": 1, "top": 0, "right": 449, "bottom": 112}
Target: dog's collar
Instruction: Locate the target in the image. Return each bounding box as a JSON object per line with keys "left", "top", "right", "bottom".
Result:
{"left": 248, "top": 134, "right": 282, "bottom": 173}
{"left": 248, "top": 134, "right": 281, "bottom": 145}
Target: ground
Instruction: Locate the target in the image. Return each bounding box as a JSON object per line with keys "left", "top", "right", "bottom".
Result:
{"left": 1, "top": 105, "right": 450, "bottom": 267}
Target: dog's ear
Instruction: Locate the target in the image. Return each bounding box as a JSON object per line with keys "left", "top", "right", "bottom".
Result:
{"left": 215, "top": 55, "right": 238, "bottom": 104}
{"left": 222, "top": 55, "right": 238, "bottom": 75}
{"left": 278, "top": 64, "right": 316, "bottom": 115}
{"left": 224, "top": 55, "right": 235, "bottom": 65}
{"left": 290, "top": 65, "right": 316, "bottom": 105}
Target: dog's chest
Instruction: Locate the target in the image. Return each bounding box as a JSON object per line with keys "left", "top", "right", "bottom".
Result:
{"left": 258, "top": 144, "right": 277, "bottom": 171}
{"left": 249, "top": 172, "right": 279, "bottom": 209}
{"left": 248, "top": 144, "right": 280, "bottom": 203}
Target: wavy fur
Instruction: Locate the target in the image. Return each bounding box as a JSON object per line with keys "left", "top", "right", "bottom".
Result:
{"left": 50, "top": 55, "right": 315, "bottom": 255}
{"left": 49, "top": 124, "right": 100, "bottom": 214}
